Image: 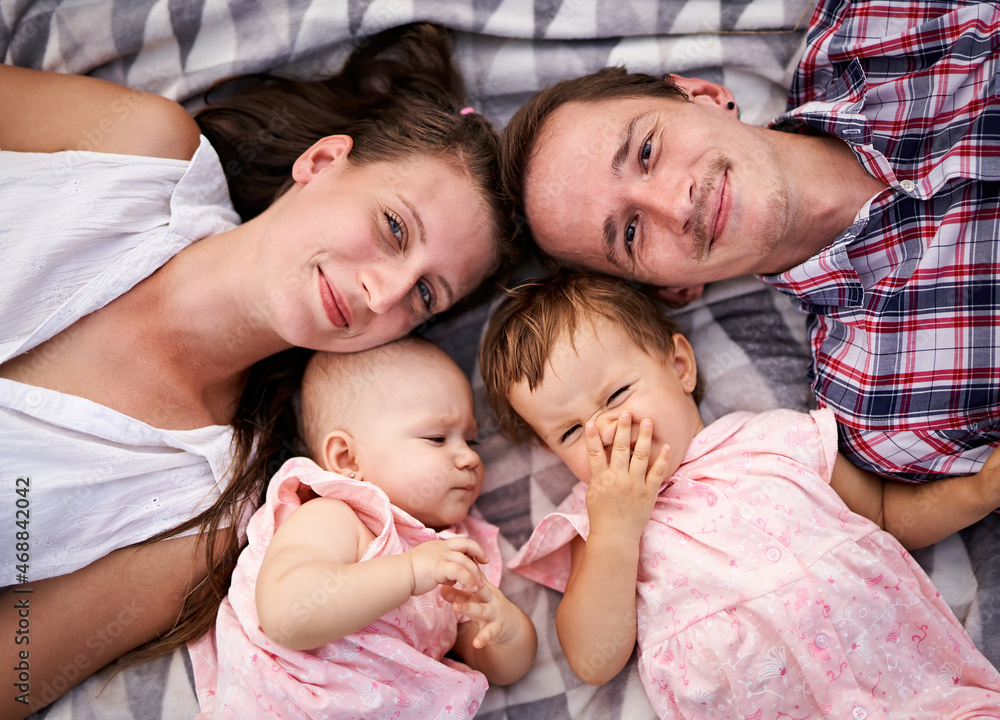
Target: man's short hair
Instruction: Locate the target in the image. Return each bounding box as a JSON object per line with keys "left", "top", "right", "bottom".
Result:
{"left": 500, "top": 67, "right": 688, "bottom": 241}
{"left": 480, "top": 270, "right": 699, "bottom": 439}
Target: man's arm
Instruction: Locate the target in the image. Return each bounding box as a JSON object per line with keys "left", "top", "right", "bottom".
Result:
{"left": 830, "top": 448, "right": 1000, "bottom": 549}
{"left": 0, "top": 65, "right": 200, "bottom": 160}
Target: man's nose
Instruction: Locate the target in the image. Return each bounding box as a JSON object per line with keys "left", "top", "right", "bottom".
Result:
{"left": 636, "top": 173, "right": 694, "bottom": 237}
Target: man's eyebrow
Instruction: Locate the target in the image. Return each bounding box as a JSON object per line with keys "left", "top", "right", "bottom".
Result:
{"left": 603, "top": 213, "right": 624, "bottom": 270}
{"left": 602, "top": 111, "right": 651, "bottom": 271}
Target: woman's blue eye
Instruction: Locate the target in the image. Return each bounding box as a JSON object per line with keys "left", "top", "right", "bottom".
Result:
{"left": 640, "top": 138, "right": 652, "bottom": 168}
{"left": 385, "top": 211, "right": 404, "bottom": 243}
{"left": 625, "top": 223, "right": 636, "bottom": 255}
{"left": 416, "top": 279, "right": 436, "bottom": 311}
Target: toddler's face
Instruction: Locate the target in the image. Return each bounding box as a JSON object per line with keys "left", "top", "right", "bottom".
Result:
{"left": 508, "top": 318, "right": 704, "bottom": 484}
{"left": 352, "top": 357, "right": 484, "bottom": 529}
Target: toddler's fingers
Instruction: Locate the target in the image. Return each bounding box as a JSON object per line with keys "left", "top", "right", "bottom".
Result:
{"left": 439, "top": 585, "right": 472, "bottom": 605}
{"left": 585, "top": 421, "right": 608, "bottom": 476}
{"left": 472, "top": 623, "right": 498, "bottom": 649}
{"left": 609, "top": 412, "right": 633, "bottom": 472}
{"left": 630, "top": 419, "right": 653, "bottom": 477}
{"left": 647, "top": 442, "right": 673, "bottom": 489}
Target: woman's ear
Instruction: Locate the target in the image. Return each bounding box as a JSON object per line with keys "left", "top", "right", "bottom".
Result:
{"left": 670, "top": 333, "right": 699, "bottom": 393}
{"left": 319, "top": 429, "right": 362, "bottom": 480}
{"left": 666, "top": 74, "right": 736, "bottom": 110}
{"left": 291, "top": 134, "right": 353, "bottom": 184}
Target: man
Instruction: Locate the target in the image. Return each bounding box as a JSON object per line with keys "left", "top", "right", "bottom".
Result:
{"left": 502, "top": 0, "right": 999, "bottom": 484}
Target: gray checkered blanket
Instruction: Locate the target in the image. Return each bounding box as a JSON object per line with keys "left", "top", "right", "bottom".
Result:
{"left": 5, "top": 1, "right": 997, "bottom": 718}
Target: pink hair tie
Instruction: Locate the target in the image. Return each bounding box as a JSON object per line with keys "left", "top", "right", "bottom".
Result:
{"left": 459, "top": 107, "right": 475, "bottom": 115}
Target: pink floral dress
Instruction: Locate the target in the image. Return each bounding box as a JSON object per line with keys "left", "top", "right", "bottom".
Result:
{"left": 510, "top": 409, "right": 1000, "bottom": 719}
{"left": 190, "top": 457, "right": 502, "bottom": 719}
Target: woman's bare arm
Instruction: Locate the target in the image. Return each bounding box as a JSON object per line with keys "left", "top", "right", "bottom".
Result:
{"left": 0, "top": 64, "right": 200, "bottom": 159}
{"left": 0, "top": 534, "right": 209, "bottom": 719}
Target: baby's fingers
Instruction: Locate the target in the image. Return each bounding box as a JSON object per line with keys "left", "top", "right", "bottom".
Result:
{"left": 443, "top": 536, "right": 489, "bottom": 566}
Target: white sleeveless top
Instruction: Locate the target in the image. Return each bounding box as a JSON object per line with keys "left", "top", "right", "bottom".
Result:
{"left": 0, "top": 137, "right": 241, "bottom": 582}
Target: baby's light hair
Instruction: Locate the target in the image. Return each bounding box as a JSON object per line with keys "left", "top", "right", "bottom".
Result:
{"left": 479, "top": 271, "right": 699, "bottom": 439}
{"left": 300, "top": 336, "right": 443, "bottom": 461}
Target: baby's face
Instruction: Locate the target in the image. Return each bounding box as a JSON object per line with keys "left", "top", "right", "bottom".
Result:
{"left": 352, "top": 357, "right": 483, "bottom": 529}
{"left": 508, "top": 318, "right": 704, "bottom": 484}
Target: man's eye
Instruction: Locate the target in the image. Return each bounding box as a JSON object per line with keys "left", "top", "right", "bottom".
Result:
{"left": 625, "top": 222, "right": 636, "bottom": 255}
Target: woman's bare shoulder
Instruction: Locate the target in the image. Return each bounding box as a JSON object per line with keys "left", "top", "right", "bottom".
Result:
{"left": 0, "top": 65, "right": 200, "bottom": 160}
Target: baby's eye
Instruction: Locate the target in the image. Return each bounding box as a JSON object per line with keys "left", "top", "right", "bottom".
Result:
{"left": 559, "top": 424, "right": 582, "bottom": 444}
{"left": 424, "top": 436, "right": 446, "bottom": 445}
{"left": 466, "top": 437, "right": 480, "bottom": 448}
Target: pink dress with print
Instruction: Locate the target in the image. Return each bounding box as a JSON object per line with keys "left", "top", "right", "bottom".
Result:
{"left": 510, "top": 409, "right": 1000, "bottom": 720}
{"left": 189, "top": 457, "right": 502, "bottom": 719}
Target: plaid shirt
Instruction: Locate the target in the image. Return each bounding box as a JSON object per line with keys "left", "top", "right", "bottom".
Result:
{"left": 763, "top": 0, "right": 1000, "bottom": 480}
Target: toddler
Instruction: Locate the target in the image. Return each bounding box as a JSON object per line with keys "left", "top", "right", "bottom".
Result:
{"left": 192, "top": 337, "right": 537, "bottom": 718}
{"left": 480, "top": 272, "right": 1000, "bottom": 719}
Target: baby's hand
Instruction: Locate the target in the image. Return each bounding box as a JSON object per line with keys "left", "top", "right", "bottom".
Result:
{"left": 441, "top": 580, "right": 523, "bottom": 649}
{"left": 406, "top": 537, "right": 488, "bottom": 597}
{"left": 585, "top": 413, "right": 671, "bottom": 543}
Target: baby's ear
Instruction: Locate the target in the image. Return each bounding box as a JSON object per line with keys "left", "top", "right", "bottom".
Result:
{"left": 319, "top": 430, "right": 361, "bottom": 480}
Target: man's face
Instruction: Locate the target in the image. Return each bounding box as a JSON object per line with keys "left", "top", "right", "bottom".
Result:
{"left": 524, "top": 93, "right": 794, "bottom": 291}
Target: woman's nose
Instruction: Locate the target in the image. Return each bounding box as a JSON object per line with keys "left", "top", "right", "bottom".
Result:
{"left": 361, "top": 264, "right": 416, "bottom": 315}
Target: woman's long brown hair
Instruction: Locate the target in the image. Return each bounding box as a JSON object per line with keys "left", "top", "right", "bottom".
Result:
{"left": 129, "top": 22, "right": 517, "bottom": 663}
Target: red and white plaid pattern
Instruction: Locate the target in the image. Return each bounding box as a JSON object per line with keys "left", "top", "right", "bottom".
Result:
{"left": 764, "top": 0, "right": 1000, "bottom": 480}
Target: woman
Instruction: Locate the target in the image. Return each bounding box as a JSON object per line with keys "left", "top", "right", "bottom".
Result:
{"left": 0, "top": 24, "right": 515, "bottom": 717}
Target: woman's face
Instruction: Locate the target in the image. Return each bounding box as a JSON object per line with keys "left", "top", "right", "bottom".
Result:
{"left": 261, "top": 138, "right": 496, "bottom": 353}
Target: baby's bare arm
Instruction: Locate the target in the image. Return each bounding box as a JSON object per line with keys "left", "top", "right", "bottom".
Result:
{"left": 256, "top": 498, "right": 487, "bottom": 651}
{"left": 447, "top": 581, "right": 538, "bottom": 686}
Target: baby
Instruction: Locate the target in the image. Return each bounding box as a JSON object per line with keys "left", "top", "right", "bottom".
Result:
{"left": 192, "top": 337, "right": 537, "bottom": 719}
{"left": 480, "top": 271, "right": 1000, "bottom": 719}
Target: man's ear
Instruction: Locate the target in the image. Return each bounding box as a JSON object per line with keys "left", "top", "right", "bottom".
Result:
{"left": 319, "top": 429, "right": 362, "bottom": 480}
{"left": 666, "top": 74, "right": 735, "bottom": 110}
{"left": 651, "top": 284, "right": 705, "bottom": 304}
{"left": 291, "top": 134, "right": 353, "bottom": 184}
